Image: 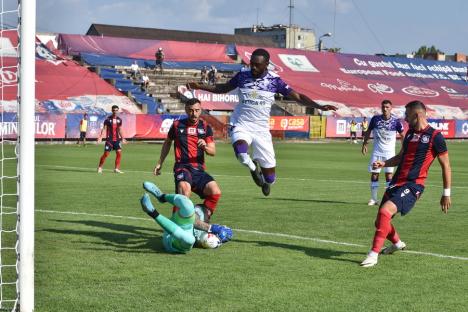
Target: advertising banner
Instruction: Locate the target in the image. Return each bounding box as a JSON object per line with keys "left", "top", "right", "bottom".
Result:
{"left": 135, "top": 114, "right": 185, "bottom": 139}
{"left": 455, "top": 120, "right": 468, "bottom": 138}
{"left": 177, "top": 86, "right": 238, "bottom": 111}
{"left": 269, "top": 116, "right": 309, "bottom": 132}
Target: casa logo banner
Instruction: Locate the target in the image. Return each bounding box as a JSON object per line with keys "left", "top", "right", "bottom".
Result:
{"left": 269, "top": 116, "right": 309, "bottom": 131}
{"left": 278, "top": 54, "right": 319, "bottom": 72}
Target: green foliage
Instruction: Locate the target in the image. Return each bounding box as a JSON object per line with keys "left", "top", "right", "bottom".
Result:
{"left": 414, "top": 45, "right": 444, "bottom": 57}
{"left": 33, "top": 142, "right": 468, "bottom": 311}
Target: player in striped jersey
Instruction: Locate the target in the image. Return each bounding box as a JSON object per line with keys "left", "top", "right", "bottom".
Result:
{"left": 154, "top": 98, "right": 231, "bottom": 243}
{"left": 361, "top": 100, "right": 452, "bottom": 267}
{"left": 97, "top": 105, "right": 126, "bottom": 173}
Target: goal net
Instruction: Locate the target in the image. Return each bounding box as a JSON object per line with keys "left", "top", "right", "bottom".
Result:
{"left": 0, "top": 1, "right": 35, "bottom": 311}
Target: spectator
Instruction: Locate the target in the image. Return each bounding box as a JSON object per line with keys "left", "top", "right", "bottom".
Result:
{"left": 208, "top": 65, "right": 217, "bottom": 85}
{"left": 141, "top": 73, "right": 150, "bottom": 90}
{"left": 200, "top": 66, "right": 208, "bottom": 84}
{"left": 130, "top": 61, "right": 140, "bottom": 79}
{"left": 77, "top": 112, "right": 88, "bottom": 147}
{"left": 155, "top": 47, "right": 165, "bottom": 74}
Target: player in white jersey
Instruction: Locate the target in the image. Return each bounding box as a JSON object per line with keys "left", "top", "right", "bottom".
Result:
{"left": 187, "top": 48, "right": 336, "bottom": 196}
{"left": 362, "top": 100, "right": 404, "bottom": 205}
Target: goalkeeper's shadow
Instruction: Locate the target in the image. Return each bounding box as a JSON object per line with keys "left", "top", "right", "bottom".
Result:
{"left": 42, "top": 219, "right": 169, "bottom": 254}
{"left": 235, "top": 239, "right": 362, "bottom": 264}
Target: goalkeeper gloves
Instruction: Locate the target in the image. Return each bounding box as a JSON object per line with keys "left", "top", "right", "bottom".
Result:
{"left": 210, "top": 224, "right": 233, "bottom": 243}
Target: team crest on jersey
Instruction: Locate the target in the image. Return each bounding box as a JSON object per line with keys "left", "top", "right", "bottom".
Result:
{"left": 188, "top": 128, "right": 196, "bottom": 135}
{"left": 197, "top": 128, "right": 205, "bottom": 135}
{"left": 421, "top": 135, "right": 430, "bottom": 143}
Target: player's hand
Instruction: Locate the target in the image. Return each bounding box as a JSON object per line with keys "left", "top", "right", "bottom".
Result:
{"left": 362, "top": 144, "right": 368, "bottom": 155}
{"left": 320, "top": 104, "right": 338, "bottom": 111}
{"left": 440, "top": 196, "right": 451, "bottom": 214}
{"left": 154, "top": 164, "right": 162, "bottom": 176}
{"left": 197, "top": 139, "right": 207, "bottom": 151}
{"left": 372, "top": 160, "right": 385, "bottom": 170}
{"left": 122, "top": 138, "right": 127, "bottom": 144}
{"left": 186, "top": 82, "right": 201, "bottom": 90}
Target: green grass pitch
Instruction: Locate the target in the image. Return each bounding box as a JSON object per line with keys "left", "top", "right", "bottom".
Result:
{"left": 31, "top": 141, "right": 467, "bottom": 311}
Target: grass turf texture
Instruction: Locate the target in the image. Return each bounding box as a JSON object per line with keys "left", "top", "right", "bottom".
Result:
{"left": 31, "top": 141, "right": 467, "bottom": 311}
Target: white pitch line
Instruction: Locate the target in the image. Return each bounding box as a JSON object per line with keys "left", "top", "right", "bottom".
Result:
{"left": 36, "top": 164, "right": 468, "bottom": 189}
{"left": 33, "top": 208, "right": 468, "bottom": 262}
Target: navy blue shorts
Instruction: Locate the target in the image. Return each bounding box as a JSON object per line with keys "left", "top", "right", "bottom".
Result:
{"left": 381, "top": 183, "right": 424, "bottom": 216}
{"left": 174, "top": 166, "right": 214, "bottom": 198}
{"left": 104, "top": 140, "right": 122, "bottom": 152}
{"left": 79, "top": 132, "right": 86, "bottom": 140}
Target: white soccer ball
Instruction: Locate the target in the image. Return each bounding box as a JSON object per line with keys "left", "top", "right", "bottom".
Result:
{"left": 199, "top": 232, "right": 221, "bottom": 249}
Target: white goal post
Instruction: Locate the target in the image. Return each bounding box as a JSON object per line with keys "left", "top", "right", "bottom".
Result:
{"left": 0, "top": 0, "right": 35, "bottom": 311}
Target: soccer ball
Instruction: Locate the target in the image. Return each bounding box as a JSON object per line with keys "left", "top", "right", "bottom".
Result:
{"left": 198, "top": 232, "right": 221, "bottom": 249}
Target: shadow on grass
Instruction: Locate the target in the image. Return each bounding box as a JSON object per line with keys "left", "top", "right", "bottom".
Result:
{"left": 41, "top": 167, "right": 95, "bottom": 173}
{"left": 259, "top": 197, "right": 360, "bottom": 205}
{"left": 42, "top": 219, "right": 168, "bottom": 254}
{"left": 236, "top": 239, "right": 362, "bottom": 264}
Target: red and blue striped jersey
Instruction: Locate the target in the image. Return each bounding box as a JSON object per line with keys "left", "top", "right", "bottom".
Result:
{"left": 392, "top": 125, "right": 447, "bottom": 187}
{"left": 168, "top": 118, "right": 214, "bottom": 170}
{"left": 103, "top": 115, "right": 122, "bottom": 142}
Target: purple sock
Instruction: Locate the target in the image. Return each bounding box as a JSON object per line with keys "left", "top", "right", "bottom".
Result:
{"left": 264, "top": 173, "right": 276, "bottom": 184}
{"left": 233, "top": 142, "right": 249, "bottom": 155}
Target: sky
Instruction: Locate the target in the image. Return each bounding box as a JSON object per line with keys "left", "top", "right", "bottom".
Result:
{"left": 34, "top": 0, "right": 468, "bottom": 56}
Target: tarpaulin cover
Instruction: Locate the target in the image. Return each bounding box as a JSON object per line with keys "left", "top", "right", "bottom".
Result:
{"left": 0, "top": 30, "right": 139, "bottom": 114}
{"left": 58, "top": 34, "right": 233, "bottom": 63}
{"left": 236, "top": 45, "right": 468, "bottom": 118}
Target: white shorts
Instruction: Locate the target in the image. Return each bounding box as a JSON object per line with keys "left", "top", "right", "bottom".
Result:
{"left": 229, "top": 126, "right": 276, "bottom": 168}
{"left": 368, "top": 154, "right": 394, "bottom": 173}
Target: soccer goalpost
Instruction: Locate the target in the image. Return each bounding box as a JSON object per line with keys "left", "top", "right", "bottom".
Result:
{"left": 0, "top": 0, "right": 35, "bottom": 311}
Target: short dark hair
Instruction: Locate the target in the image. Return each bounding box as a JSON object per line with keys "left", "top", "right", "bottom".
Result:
{"left": 185, "top": 98, "right": 201, "bottom": 106}
{"left": 405, "top": 100, "right": 426, "bottom": 111}
{"left": 111, "top": 105, "right": 119, "bottom": 110}
{"left": 381, "top": 100, "right": 392, "bottom": 105}
{"left": 252, "top": 48, "right": 270, "bottom": 63}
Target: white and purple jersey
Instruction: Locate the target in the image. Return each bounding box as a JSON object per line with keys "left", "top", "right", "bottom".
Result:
{"left": 368, "top": 115, "right": 404, "bottom": 156}
{"left": 228, "top": 69, "right": 292, "bottom": 131}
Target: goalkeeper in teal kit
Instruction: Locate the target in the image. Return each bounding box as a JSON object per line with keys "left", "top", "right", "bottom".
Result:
{"left": 140, "top": 182, "right": 232, "bottom": 253}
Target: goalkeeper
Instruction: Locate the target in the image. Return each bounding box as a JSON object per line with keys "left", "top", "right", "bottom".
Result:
{"left": 140, "top": 181, "right": 232, "bottom": 253}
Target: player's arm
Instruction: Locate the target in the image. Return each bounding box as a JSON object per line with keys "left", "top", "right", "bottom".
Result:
{"left": 198, "top": 140, "right": 215, "bottom": 156}
{"left": 286, "top": 91, "right": 337, "bottom": 111}
{"left": 437, "top": 152, "right": 451, "bottom": 213}
{"left": 117, "top": 125, "right": 127, "bottom": 144}
{"left": 186, "top": 81, "right": 236, "bottom": 94}
{"left": 97, "top": 124, "right": 106, "bottom": 143}
{"left": 361, "top": 128, "right": 372, "bottom": 155}
{"left": 373, "top": 148, "right": 403, "bottom": 169}
{"left": 154, "top": 137, "right": 173, "bottom": 175}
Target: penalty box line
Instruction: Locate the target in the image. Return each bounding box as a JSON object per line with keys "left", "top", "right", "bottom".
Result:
{"left": 36, "top": 164, "right": 468, "bottom": 190}
{"left": 32, "top": 207, "right": 468, "bottom": 262}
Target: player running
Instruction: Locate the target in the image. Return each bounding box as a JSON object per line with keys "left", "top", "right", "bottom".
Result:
{"left": 140, "top": 182, "right": 232, "bottom": 253}
{"left": 187, "top": 48, "right": 336, "bottom": 196}
{"left": 97, "top": 105, "right": 126, "bottom": 173}
{"left": 361, "top": 100, "right": 404, "bottom": 206}
{"left": 360, "top": 100, "right": 452, "bottom": 267}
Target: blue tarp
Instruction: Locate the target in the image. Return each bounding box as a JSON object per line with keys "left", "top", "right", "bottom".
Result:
{"left": 81, "top": 52, "right": 243, "bottom": 71}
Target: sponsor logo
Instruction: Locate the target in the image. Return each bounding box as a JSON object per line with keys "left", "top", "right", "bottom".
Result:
{"left": 410, "top": 133, "right": 421, "bottom": 142}
{"left": 176, "top": 173, "right": 184, "bottom": 180}
{"left": 278, "top": 54, "right": 319, "bottom": 72}
{"left": 320, "top": 79, "right": 364, "bottom": 92}
{"left": 188, "top": 128, "right": 196, "bottom": 135}
{"left": 440, "top": 86, "right": 458, "bottom": 94}
{"left": 400, "top": 188, "right": 410, "bottom": 198}
{"left": 160, "top": 118, "right": 174, "bottom": 134}
{"left": 368, "top": 83, "right": 393, "bottom": 94}
{"left": 402, "top": 86, "right": 439, "bottom": 97}
{"left": 336, "top": 120, "right": 347, "bottom": 135}
{"left": 0, "top": 69, "right": 17, "bottom": 87}
{"left": 429, "top": 122, "right": 449, "bottom": 131}
{"left": 197, "top": 128, "right": 205, "bottom": 135}
{"left": 462, "top": 122, "right": 468, "bottom": 135}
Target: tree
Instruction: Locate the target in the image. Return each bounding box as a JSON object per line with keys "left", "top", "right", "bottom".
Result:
{"left": 414, "top": 45, "right": 444, "bottom": 58}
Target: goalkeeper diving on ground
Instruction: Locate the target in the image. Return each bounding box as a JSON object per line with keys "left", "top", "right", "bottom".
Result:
{"left": 140, "top": 181, "right": 233, "bottom": 253}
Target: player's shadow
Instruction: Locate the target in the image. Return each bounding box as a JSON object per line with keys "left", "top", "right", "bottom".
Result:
{"left": 42, "top": 219, "right": 168, "bottom": 254}
{"left": 236, "top": 239, "right": 362, "bottom": 264}
{"left": 43, "top": 167, "right": 94, "bottom": 173}
{"left": 260, "top": 197, "right": 359, "bottom": 205}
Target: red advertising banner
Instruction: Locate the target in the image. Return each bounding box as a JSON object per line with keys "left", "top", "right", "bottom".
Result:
{"left": 269, "top": 116, "right": 309, "bottom": 131}
{"left": 427, "top": 119, "right": 456, "bottom": 138}
{"left": 135, "top": 114, "right": 184, "bottom": 139}
{"left": 35, "top": 114, "right": 66, "bottom": 139}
